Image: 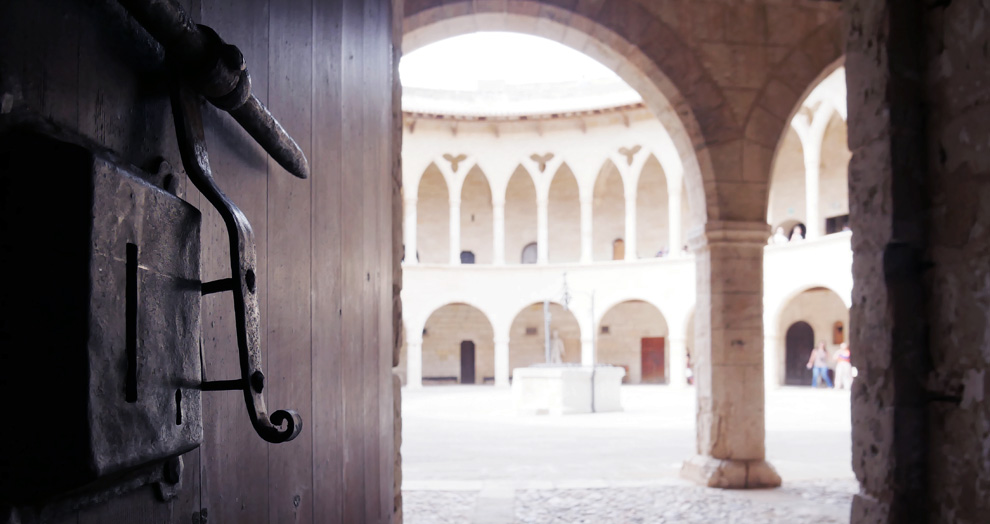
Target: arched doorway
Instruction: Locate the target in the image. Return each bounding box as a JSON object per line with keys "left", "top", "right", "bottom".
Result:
{"left": 785, "top": 321, "right": 815, "bottom": 386}
{"left": 775, "top": 287, "right": 851, "bottom": 387}
{"left": 421, "top": 303, "right": 495, "bottom": 385}
{"left": 597, "top": 300, "right": 668, "bottom": 384}
{"left": 417, "top": 163, "right": 449, "bottom": 263}
{"left": 508, "top": 302, "right": 581, "bottom": 377}
{"left": 460, "top": 165, "right": 493, "bottom": 264}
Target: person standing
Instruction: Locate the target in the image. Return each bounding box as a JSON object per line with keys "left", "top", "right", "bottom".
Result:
{"left": 806, "top": 341, "right": 833, "bottom": 388}
{"left": 834, "top": 343, "right": 853, "bottom": 390}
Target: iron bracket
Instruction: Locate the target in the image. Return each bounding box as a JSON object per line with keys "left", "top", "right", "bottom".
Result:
{"left": 171, "top": 80, "right": 302, "bottom": 444}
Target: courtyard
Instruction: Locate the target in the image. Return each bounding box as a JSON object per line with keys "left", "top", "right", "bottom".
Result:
{"left": 402, "top": 385, "right": 854, "bottom": 523}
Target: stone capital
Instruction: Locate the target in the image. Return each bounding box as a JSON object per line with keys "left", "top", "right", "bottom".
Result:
{"left": 687, "top": 221, "right": 771, "bottom": 251}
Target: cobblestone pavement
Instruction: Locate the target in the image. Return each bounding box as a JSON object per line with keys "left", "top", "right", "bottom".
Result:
{"left": 404, "top": 479, "right": 857, "bottom": 524}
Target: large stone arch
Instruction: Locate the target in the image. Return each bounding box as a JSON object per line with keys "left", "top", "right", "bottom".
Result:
{"left": 402, "top": 0, "right": 719, "bottom": 225}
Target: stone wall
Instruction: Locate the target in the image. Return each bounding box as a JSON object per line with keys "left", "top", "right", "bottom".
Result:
{"left": 637, "top": 156, "right": 671, "bottom": 258}
{"left": 924, "top": 1, "right": 990, "bottom": 521}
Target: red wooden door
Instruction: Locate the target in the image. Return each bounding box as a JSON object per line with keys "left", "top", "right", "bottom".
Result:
{"left": 641, "top": 337, "right": 666, "bottom": 383}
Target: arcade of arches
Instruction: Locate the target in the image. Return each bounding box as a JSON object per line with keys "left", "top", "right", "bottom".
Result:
{"left": 399, "top": 10, "right": 854, "bottom": 499}
{"left": 393, "top": 1, "right": 990, "bottom": 522}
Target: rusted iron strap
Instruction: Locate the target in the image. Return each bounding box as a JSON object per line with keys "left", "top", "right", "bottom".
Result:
{"left": 117, "top": 0, "right": 310, "bottom": 179}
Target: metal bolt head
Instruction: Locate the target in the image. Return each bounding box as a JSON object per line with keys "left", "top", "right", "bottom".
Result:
{"left": 251, "top": 370, "right": 265, "bottom": 393}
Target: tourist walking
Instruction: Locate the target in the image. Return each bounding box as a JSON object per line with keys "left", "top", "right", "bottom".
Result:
{"left": 834, "top": 343, "right": 853, "bottom": 390}
{"left": 806, "top": 341, "right": 833, "bottom": 388}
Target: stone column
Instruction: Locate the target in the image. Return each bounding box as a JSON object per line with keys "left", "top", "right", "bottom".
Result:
{"left": 406, "top": 336, "right": 423, "bottom": 389}
{"left": 581, "top": 336, "right": 595, "bottom": 366}
{"left": 493, "top": 199, "right": 505, "bottom": 265}
{"left": 680, "top": 221, "right": 780, "bottom": 489}
{"left": 580, "top": 198, "right": 593, "bottom": 263}
{"left": 494, "top": 335, "right": 510, "bottom": 387}
{"left": 668, "top": 177, "right": 683, "bottom": 256}
{"left": 537, "top": 197, "right": 549, "bottom": 264}
{"left": 764, "top": 334, "right": 780, "bottom": 392}
{"left": 449, "top": 198, "right": 460, "bottom": 265}
{"left": 404, "top": 197, "right": 417, "bottom": 265}
{"left": 624, "top": 193, "right": 637, "bottom": 260}
{"left": 804, "top": 149, "right": 821, "bottom": 239}
{"left": 668, "top": 336, "right": 688, "bottom": 388}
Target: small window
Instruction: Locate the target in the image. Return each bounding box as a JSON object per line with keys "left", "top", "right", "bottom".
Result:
{"left": 600, "top": 325, "right": 610, "bottom": 334}
{"left": 521, "top": 242, "right": 538, "bottom": 264}
{"left": 460, "top": 251, "right": 476, "bottom": 264}
{"left": 525, "top": 326, "right": 538, "bottom": 336}
{"left": 422, "top": 328, "right": 428, "bottom": 336}
{"left": 612, "top": 239, "right": 625, "bottom": 260}
{"left": 833, "top": 321, "right": 844, "bottom": 344}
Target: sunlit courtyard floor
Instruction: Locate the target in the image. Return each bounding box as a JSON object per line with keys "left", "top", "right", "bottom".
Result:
{"left": 401, "top": 384, "right": 855, "bottom": 523}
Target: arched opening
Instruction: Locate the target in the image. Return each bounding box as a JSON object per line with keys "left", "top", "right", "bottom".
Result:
{"left": 593, "top": 160, "right": 624, "bottom": 262}
{"left": 421, "top": 303, "right": 495, "bottom": 385}
{"left": 460, "top": 165, "right": 493, "bottom": 264}
{"left": 767, "top": 67, "right": 849, "bottom": 239}
{"left": 417, "top": 162, "right": 449, "bottom": 263}
{"left": 547, "top": 163, "right": 581, "bottom": 263}
{"left": 597, "top": 300, "right": 668, "bottom": 384}
{"left": 509, "top": 302, "right": 580, "bottom": 377}
{"left": 505, "top": 165, "right": 537, "bottom": 265}
{"left": 520, "top": 242, "right": 537, "bottom": 264}
{"left": 636, "top": 155, "right": 669, "bottom": 258}
{"left": 776, "top": 287, "right": 850, "bottom": 387}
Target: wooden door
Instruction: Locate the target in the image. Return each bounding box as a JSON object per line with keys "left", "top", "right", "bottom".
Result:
{"left": 0, "top": 0, "right": 397, "bottom": 522}
{"left": 641, "top": 337, "right": 666, "bottom": 383}
{"left": 460, "top": 341, "right": 476, "bottom": 384}
{"left": 785, "top": 321, "right": 815, "bottom": 385}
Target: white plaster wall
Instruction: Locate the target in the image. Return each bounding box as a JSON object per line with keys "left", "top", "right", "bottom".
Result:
{"left": 416, "top": 163, "right": 449, "bottom": 263}
{"left": 548, "top": 164, "right": 581, "bottom": 263}
{"left": 593, "top": 162, "right": 626, "bottom": 261}
{"left": 505, "top": 166, "right": 537, "bottom": 264}
{"left": 637, "top": 155, "right": 669, "bottom": 257}
{"left": 460, "top": 165, "right": 493, "bottom": 263}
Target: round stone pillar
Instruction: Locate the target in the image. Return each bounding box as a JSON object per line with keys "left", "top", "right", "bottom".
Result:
{"left": 680, "top": 221, "right": 781, "bottom": 489}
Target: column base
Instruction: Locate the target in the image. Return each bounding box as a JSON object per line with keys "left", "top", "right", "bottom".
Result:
{"left": 679, "top": 455, "right": 781, "bottom": 489}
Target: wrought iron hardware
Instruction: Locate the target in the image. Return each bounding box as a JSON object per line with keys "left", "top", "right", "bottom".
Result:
{"left": 171, "top": 70, "right": 302, "bottom": 444}
{"left": 116, "top": 0, "right": 310, "bottom": 180}
{"left": 0, "top": 124, "right": 203, "bottom": 505}
{"left": 118, "top": 0, "right": 304, "bottom": 443}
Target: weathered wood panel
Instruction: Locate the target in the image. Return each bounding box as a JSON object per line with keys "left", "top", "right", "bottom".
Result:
{"left": 0, "top": 0, "right": 396, "bottom": 522}
{"left": 311, "top": 0, "right": 346, "bottom": 522}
